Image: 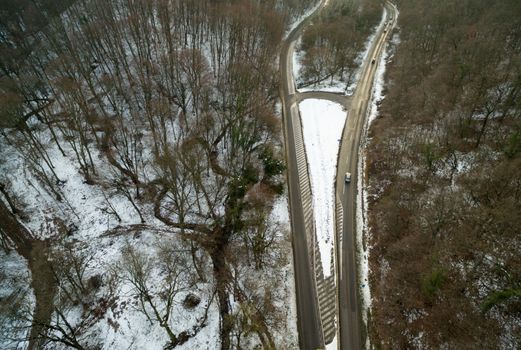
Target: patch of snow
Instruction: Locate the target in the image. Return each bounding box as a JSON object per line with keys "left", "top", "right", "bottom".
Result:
{"left": 292, "top": 37, "right": 303, "bottom": 82}
{"left": 0, "top": 1, "right": 300, "bottom": 346}
{"left": 284, "top": 1, "right": 322, "bottom": 39}
{"left": 294, "top": 7, "right": 388, "bottom": 95}
{"left": 292, "top": 39, "right": 348, "bottom": 94}
{"left": 326, "top": 334, "right": 337, "bottom": 350}
{"left": 269, "top": 191, "right": 299, "bottom": 348}
{"left": 98, "top": 282, "right": 219, "bottom": 350}
{"left": 299, "top": 99, "right": 347, "bottom": 277}
{"left": 270, "top": 192, "right": 291, "bottom": 228}
{"left": 299, "top": 81, "right": 347, "bottom": 94}
{"left": 346, "top": 7, "right": 388, "bottom": 95}
{"left": 0, "top": 127, "right": 160, "bottom": 242}
{"left": 408, "top": 330, "right": 425, "bottom": 349}
{"left": 0, "top": 249, "right": 34, "bottom": 350}
{"left": 275, "top": 101, "right": 282, "bottom": 118}
{"left": 357, "top": 16, "right": 397, "bottom": 350}
{"left": 68, "top": 232, "right": 221, "bottom": 350}
{"left": 367, "top": 35, "right": 391, "bottom": 125}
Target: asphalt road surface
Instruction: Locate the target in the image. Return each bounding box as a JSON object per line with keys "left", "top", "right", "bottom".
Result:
{"left": 280, "top": 0, "right": 398, "bottom": 348}
{"left": 279, "top": 0, "right": 328, "bottom": 349}
{"left": 335, "top": 3, "right": 398, "bottom": 350}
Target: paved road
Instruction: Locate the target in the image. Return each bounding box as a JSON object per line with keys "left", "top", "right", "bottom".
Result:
{"left": 280, "top": 0, "right": 398, "bottom": 348}
{"left": 297, "top": 91, "right": 351, "bottom": 106}
{"left": 280, "top": 1, "right": 328, "bottom": 349}
{"left": 335, "top": 3, "right": 398, "bottom": 350}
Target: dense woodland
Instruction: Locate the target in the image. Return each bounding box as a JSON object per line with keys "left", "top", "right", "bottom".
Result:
{"left": 3, "top": 0, "right": 520, "bottom": 348}
{"left": 367, "top": 0, "right": 521, "bottom": 348}
{"left": 0, "top": 0, "right": 314, "bottom": 348}
{"left": 297, "top": 0, "right": 381, "bottom": 88}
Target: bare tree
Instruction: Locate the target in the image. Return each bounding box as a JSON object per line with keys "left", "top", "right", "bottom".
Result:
{"left": 118, "top": 242, "right": 210, "bottom": 347}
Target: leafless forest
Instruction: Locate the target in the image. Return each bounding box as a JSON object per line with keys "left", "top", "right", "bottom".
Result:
{"left": 0, "top": 0, "right": 314, "bottom": 348}
{"left": 297, "top": 0, "right": 380, "bottom": 87}
{"left": 2, "top": 0, "right": 520, "bottom": 348}
{"left": 367, "top": 0, "right": 521, "bottom": 348}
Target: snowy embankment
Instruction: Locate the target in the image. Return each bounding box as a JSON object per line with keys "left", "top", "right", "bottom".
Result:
{"left": 357, "top": 31, "right": 397, "bottom": 349}
{"left": 299, "top": 99, "right": 347, "bottom": 277}
{"left": 293, "top": 8, "right": 388, "bottom": 95}
{"left": 326, "top": 335, "right": 337, "bottom": 350}
{"left": 266, "top": 195, "right": 299, "bottom": 348}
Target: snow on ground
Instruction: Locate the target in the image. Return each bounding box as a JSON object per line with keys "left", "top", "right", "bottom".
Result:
{"left": 292, "top": 37, "right": 303, "bottom": 82}
{"left": 292, "top": 38, "right": 345, "bottom": 94}
{"left": 326, "top": 335, "right": 337, "bottom": 350}
{"left": 299, "top": 99, "right": 347, "bottom": 277}
{"left": 356, "top": 24, "right": 396, "bottom": 350}
{"left": 0, "top": 125, "right": 297, "bottom": 349}
{"left": 0, "top": 2, "right": 300, "bottom": 345}
{"left": 269, "top": 193, "right": 299, "bottom": 348}
{"left": 0, "top": 135, "right": 214, "bottom": 349}
{"left": 0, "top": 249, "right": 34, "bottom": 350}
{"left": 270, "top": 191, "right": 291, "bottom": 227}
{"left": 284, "top": 0, "right": 322, "bottom": 39}
{"left": 80, "top": 231, "right": 220, "bottom": 350}
{"left": 0, "top": 131, "right": 148, "bottom": 242}
{"left": 299, "top": 79, "right": 347, "bottom": 94}
{"left": 293, "top": 7, "right": 388, "bottom": 95}
{"left": 347, "top": 8, "right": 388, "bottom": 94}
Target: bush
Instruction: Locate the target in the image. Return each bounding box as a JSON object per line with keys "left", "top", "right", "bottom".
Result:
{"left": 421, "top": 268, "right": 446, "bottom": 298}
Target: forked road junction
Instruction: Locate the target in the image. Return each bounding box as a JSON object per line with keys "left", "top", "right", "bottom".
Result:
{"left": 280, "top": 1, "right": 398, "bottom": 349}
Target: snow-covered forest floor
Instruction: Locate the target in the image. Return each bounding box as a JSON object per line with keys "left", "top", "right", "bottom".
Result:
{"left": 0, "top": 88, "right": 298, "bottom": 350}
{"left": 366, "top": 0, "right": 521, "bottom": 347}
{"left": 293, "top": 0, "right": 384, "bottom": 95}
{"left": 0, "top": 0, "right": 321, "bottom": 348}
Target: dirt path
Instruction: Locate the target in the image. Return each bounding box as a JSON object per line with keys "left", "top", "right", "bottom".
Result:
{"left": 0, "top": 201, "right": 57, "bottom": 349}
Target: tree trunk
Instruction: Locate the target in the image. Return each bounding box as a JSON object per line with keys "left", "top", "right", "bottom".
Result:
{"left": 0, "top": 182, "right": 19, "bottom": 214}
{"left": 190, "top": 240, "right": 206, "bottom": 282}
{"left": 211, "top": 248, "right": 232, "bottom": 350}
{"left": 28, "top": 241, "right": 58, "bottom": 350}
{"left": 0, "top": 201, "right": 57, "bottom": 350}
